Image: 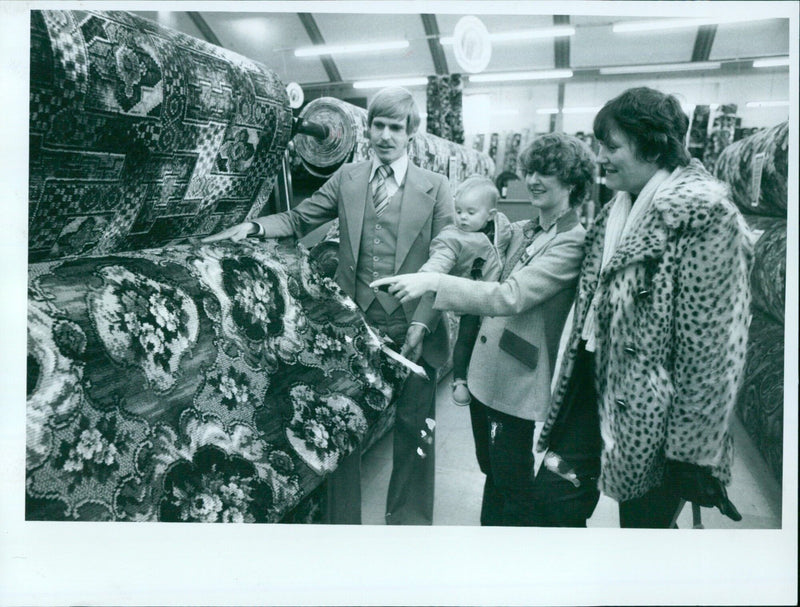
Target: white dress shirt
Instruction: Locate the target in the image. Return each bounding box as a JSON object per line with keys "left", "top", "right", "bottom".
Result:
{"left": 369, "top": 154, "right": 409, "bottom": 197}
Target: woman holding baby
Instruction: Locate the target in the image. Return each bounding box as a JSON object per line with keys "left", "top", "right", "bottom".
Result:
{"left": 374, "top": 131, "right": 594, "bottom": 526}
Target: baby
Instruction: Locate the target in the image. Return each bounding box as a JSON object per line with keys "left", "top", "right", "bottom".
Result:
{"left": 419, "top": 175, "right": 512, "bottom": 405}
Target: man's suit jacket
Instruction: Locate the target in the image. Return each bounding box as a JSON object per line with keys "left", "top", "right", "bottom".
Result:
{"left": 432, "top": 210, "right": 586, "bottom": 421}
{"left": 255, "top": 159, "right": 455, "bottom": 368}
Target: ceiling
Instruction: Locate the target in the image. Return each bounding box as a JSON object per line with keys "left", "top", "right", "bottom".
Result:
{"left": 130, "top": 7, "right": 792, "bottom": 99}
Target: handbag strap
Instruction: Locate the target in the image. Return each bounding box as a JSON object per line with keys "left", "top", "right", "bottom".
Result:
{"left": 500, "top": 220, "right": 539, "bottom": 281}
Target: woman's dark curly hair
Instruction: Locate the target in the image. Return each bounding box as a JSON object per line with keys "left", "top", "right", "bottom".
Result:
{"left": 593, "top": 87, "right": 691, "bottom": 171}
{"left": 519, "top": 132, "right": 596, "bottom": 208}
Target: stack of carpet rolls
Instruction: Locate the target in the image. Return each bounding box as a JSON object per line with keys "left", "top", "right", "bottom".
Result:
{"left": 26, "top": 9, "right": 407, "bottom": 522}
{"left": 715, "top": 120, "right": 788, "bottom": 483}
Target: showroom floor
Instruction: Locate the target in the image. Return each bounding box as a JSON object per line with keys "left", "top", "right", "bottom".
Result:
{"left": 360, "top": 372, "right": 783, "bottom": 529}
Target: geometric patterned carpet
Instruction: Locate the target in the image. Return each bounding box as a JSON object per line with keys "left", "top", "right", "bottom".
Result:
{"left": 29, "top": 10, "right": 292, "bottom": 263}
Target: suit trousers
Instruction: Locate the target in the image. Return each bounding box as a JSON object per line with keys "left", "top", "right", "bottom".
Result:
{"left": 324, "top": 300, "right": 437, "bottom": 525}
{"left": 469, "top": 398, "right": 538, "bottom": 526}
{"left": 363, "top": 299, "right": 438, "bottom": 525}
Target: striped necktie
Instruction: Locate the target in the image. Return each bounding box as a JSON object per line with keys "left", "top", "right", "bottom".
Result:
{"left": 372, "top": 164, "right": 392, "bottom": 217}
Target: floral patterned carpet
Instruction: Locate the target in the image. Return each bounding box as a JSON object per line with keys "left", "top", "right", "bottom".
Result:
{"left": 27, "top": 239, "right": 406, "bottom": 522}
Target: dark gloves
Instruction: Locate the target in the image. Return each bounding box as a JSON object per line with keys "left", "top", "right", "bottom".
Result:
{"left": 666, "top": 460, "right": 742, "bottom": 522}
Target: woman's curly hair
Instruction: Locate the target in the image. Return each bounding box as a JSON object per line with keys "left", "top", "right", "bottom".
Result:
{"left": 519, "top": 133, "right": 596, "bottom": 207}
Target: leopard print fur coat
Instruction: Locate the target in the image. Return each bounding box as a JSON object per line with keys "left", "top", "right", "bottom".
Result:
{"left": 538, "top": 159, "right": 753, "bottom": 502}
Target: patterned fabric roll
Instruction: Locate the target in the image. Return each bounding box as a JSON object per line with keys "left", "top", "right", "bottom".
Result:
{"left": 426, "top": 77, "right": 446, "bottom": 141}
{"left": 448, "top": 74, "right": 465, "bottom": 145}
{"left": 293, "top": 97, "right": 494, "bottom": 185}
{"left": 503, "top": 132, "right": 523, "bottom": 174}
{"left": 688, "top": 105, "right": 710, "bottom": 160}
{"left": 702, "top": 105, "right": 739, "bottom": 174}
{"left": 292, "top": 97, "right": 368, "bottom": 178}
{"left": 28, "top": 10, "right": 293, "bottom": 263}
{"left": 425, "top": 74, "right": 465, "bottom": 144}
{"left": 735, "top": 311, "right": 784, "bottom": 483}
{"left": 747, "top": 216, "right": 787, "bottom": 324}
{"left": 26, "top": 239, "right": 407, "bottom": 521}
{"left": 741, "top": 213, "right": 784, "bottom": 234}
{"left": 488, "top": 132, "right": 499, "bottom": 163}
{"left": 714, "top": 121, "right": 789, "bottom": 217}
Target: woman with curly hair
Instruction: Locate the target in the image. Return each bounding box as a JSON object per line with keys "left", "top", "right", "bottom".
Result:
{"left": 372, "top": 132, "right": 595, "bottom": 526}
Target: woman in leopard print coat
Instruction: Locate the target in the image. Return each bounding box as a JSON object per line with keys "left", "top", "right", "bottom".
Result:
{"left": 534, "top": 87, "right": 753, "bottom": 528}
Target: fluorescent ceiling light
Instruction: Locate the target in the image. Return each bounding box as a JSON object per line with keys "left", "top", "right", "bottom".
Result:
{"left": 746, "top": 100, "right": 790, "bottom": 108}
{"left": 493, "top": 25, "right": 575, "bottom": 42}
{"left": 468, "top": 69, "right": 573, "bottom": 83}
{"left": 600, "top": 61, "right": 721, "bottom": 75}
{"left": 295, "top": 40, "right": 408, "bottom": 57}
{"left": 563, "top": 106, "right": 602, "bottom": 114}
{"left": 681, "top": 103, "right": 719, "bottom": 112}
{"left": 353, "top": 77, "right": 428, "bottom": 89}
{"left": 753, "top": 56, "right": 790, "bottom": 68}
{"left": 536, "top": 106, "right": 601, "bottom": 115}
{"left": 613, "top": 17, "right": 752, "bottom": 33}
{"left": 440, "top": 25, "right": 575, "bottom": 45}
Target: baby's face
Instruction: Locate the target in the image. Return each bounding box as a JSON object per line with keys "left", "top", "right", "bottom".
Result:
{"left": 455, "top": 190, "right": 495, "bottom": 233}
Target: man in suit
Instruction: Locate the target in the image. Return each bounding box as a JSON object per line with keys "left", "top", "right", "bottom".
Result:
{"left": 202, "top": 87, "right": 454, "bottom": 525}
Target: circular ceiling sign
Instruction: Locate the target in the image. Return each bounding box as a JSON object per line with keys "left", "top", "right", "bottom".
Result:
{"left": 452, "top": 16, "right": 492, "bottom": 74}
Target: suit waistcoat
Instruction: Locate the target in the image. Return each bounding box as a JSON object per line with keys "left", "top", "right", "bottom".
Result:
{"left": 355, "top": 185, "right": 405, "bottom": 315}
